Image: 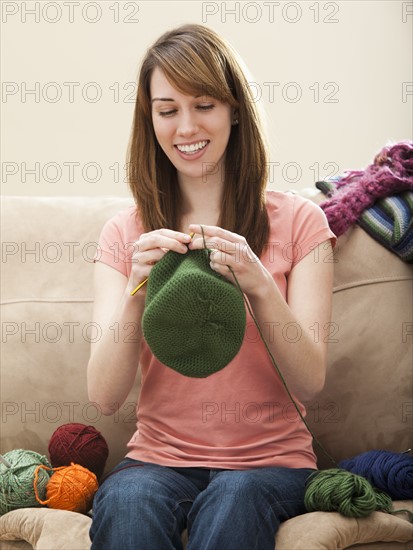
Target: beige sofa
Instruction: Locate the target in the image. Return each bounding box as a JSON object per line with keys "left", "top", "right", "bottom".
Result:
{"left": 1, "top": 191, "right": 412, "bottom": 550}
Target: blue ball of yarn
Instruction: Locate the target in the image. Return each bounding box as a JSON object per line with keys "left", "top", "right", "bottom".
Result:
{"left": 339, "top": 450, "right": 413, "bottom": 500}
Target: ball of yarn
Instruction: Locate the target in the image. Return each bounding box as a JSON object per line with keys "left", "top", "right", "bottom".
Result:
{"left": 48, "top": 423, "right": 108, "bottom": 480}
{"left": 0, "top": 449, "right": 52, "bottom": 516}
{"left": 304, "top": 469, "right": 393, "bottom": 518}
{"left": 34, "top": 463, "right": 98, "bottom": 514}
{"left": 339, "top": 450, "right": 413, "bottom": 500}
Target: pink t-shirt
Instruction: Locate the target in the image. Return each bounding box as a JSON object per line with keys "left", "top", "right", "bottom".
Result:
{"left": 95, "top": 190, "right": 337, "bottom": 470}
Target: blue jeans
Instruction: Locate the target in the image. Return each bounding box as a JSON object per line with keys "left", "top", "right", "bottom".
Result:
{"left": 90, "top": 457, "right": 314, "bottom": 550}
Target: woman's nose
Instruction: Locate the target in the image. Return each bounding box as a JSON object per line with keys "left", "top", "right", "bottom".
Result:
{"left": 176, "top": 111, "right": 199, "bottom": 137}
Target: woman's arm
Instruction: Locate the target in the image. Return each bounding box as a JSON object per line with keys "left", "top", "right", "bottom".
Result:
{"left": 87, "top": 262, "right": 144, "bottom": 415}
{"left": 188, "top": 224, "right": 334, "bottom": 403}
{"left": 87, "top": 229, "right": 193, "bottom": 415}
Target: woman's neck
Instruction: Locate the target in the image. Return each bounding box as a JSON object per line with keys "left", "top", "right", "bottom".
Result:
{"left": 178, "top": 172, "right": 223, "bottom": 232}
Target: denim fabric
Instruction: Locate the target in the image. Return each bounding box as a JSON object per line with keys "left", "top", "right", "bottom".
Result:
{"left": 90, "top": 457, "right": 314, "bottom": 550}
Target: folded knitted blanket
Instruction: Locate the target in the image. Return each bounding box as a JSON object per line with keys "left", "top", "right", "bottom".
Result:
{"left": 316, "top": 141, "right": 413, "bottom": 263}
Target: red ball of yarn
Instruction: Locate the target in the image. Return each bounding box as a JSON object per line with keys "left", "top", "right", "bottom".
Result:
{"left": 48, "top": 423, "right": 108, "bottom": 480}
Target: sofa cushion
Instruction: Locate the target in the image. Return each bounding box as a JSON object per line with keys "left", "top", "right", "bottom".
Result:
{"left": 0, "top": 505, "right": 411, "bottom": 550}
{"left": 0, "top": 509, "right": 91, "bottom": 549}
{"left": 276, "top": 502, "right": 413, "bottom": 550}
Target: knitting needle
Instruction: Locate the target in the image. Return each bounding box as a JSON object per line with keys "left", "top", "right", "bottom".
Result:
{"left": 130, "top": 278, "right": 148, "bottom": 296}
{"left": 130, "top": 232, "right": 195, "bottom": 296}
{"left": 0, "top": 455, "right": 11, "bottom": 468}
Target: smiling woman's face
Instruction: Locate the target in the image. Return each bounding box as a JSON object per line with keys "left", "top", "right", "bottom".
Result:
{"left": 150, "top": 67, "right": 234, "bottom": 184}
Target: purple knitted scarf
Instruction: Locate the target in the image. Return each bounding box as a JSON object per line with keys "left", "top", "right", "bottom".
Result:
{"left": 319, "top": 141, "right": 413, "bottom": 236}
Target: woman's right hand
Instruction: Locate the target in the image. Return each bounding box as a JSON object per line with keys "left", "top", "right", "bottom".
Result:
{"left": 127, "top": 229, "right": 193, "bottom": 297}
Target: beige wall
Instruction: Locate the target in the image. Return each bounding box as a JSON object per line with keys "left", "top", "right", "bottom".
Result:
{"left": 1, "top": 0, "right": 412, "bottom": 197}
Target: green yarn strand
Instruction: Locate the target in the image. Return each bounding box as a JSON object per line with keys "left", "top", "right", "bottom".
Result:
{"left": 374, "top": 489, "right": 394, "bottom": 513}
{"left": 390, "top": 509, "right": 413, "bottom": 523}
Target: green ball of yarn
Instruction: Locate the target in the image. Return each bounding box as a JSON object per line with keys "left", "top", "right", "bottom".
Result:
{"left": 304, "top": 468, "right": 393, "bottom": 518}
{"left": 0, "top": 449, "right": 52, "bottom": 515}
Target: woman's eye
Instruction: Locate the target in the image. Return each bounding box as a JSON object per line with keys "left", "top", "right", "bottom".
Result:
{"left": 156, "top": 104, "right": 214, "bottom": 117}
{"left": 158, "top": 110, "right": 176, "bottom": 117}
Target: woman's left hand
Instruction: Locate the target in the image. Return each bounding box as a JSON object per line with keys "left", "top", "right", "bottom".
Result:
{"left": 188, "top": 224, "right": 272, "bottom": 299}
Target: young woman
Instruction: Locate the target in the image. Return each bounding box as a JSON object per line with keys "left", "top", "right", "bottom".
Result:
{"left": 88, "top": 23, "right": 336, "bottom": 550}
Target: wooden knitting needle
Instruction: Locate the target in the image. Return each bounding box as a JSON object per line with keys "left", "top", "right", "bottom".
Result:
{"left": 130, "top": 232, "right": 195, "bottom": 296}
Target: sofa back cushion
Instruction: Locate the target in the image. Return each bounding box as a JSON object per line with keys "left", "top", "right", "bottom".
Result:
{"left": 1, "top": 196, "right": 139, "bottom": 471}
{"left": 302, "top": 190, "right": 412, "bottom": 468}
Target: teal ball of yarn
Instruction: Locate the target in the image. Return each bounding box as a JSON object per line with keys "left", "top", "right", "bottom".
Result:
{"left": 304, "top": 468, "right": 393, "bottom": 518}
{"left": 0, "top": 449, "right": 53, "bottom": 516}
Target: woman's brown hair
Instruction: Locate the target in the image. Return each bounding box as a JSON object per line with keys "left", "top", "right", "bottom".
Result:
{"left": 126, "top": 23, "right": 269, "bottom": 256}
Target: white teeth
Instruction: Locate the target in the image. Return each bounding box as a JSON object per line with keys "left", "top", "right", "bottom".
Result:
{"left": 176, "top": 141, "right": 208, "bottom": 154}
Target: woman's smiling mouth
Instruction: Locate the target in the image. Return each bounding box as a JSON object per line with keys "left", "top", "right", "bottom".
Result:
{"left": 175, "top": 140, "right": 210, "bottom": 156}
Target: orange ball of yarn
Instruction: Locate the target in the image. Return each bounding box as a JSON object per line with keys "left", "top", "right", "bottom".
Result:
{"left": 34, "top": 463, "right": 98, "bottom": 514}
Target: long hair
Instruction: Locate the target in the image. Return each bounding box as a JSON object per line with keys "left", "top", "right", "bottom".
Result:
{"left": 126, "top": 24, "right": 269, "bottom": 256}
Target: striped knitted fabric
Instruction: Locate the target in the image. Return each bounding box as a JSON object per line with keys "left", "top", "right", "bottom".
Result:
{"left": 316, "top": 179, "right": 413, "bottom": 263}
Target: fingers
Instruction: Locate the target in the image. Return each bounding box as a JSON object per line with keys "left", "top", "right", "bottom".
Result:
{"left": 208, "top": 249, "right": 234, "bottom": 273}
{"left": 132, "top": 247, "right": 167, "bottom": 279}
{"left": 137, "top": 229, "right": 192, "bottom": 254}
{"left": 189, "top": 225, "right": 244, "bottom": 252}
{"left": 129, "top": 229, "right": 192, "bottom": 292}
{"left": 188, "top": 224, "right": 243, "bottom": 245}
{"left": 188, "top": 225, "right": 256, "bottom": 261}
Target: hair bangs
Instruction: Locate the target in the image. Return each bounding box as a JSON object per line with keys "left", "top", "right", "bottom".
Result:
{"left": 153, "top": 43, "right": 236, "bottom": 106}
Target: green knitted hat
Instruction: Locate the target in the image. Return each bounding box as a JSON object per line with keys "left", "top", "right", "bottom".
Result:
{"left": 142, "top": 249, "right": 246, "bottom": 378}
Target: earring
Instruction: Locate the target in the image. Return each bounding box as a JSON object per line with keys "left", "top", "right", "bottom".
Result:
{"left": 232, "top": 119, "right": 239, "bottom": 126}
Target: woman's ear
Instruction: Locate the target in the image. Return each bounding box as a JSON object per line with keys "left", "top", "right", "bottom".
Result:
{"left": 232, "top": 110, "right": 239, "bottom": 126}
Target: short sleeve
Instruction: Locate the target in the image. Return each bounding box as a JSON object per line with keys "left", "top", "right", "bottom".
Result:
{"left": 290, "top": 194, "right": 337, "bottom": 268}
{"left": 93, "top": 206, "right": 142, "bottom": 278}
